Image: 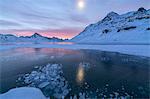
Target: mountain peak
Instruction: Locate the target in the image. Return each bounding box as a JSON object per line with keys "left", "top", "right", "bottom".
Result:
{"left": 137, "top": 7, "right": 146, "bottom": 12}
{"left": 72, "top": 8, "right": 150, "bottom": 44}
{"left": 31, "top": 33, "right": 42, "bottom": 37}
{"left": 0, "top": 33, "right": 64, "bottom": 42}
{"left": 101, "top": 11, "right": 119, "bottom": 22}
{"left": 107, "top": 11, "right": 119, "bottom": 17}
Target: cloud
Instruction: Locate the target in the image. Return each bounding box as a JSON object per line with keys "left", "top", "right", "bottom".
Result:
{"left": 0, "top": 27, "right": 83, "bottom": 39}
{"left": 0, "top": 20, "right": 21, "bottom": 26}
{"left": 0, "top": 0, "right": 149, "bottom": 39}
{"left": 69, "top": 14, "right": 90, "bottom": 24}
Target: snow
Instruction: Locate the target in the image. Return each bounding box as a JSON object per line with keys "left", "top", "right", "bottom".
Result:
{"left": 71, "top": 8, "right": 150, "bottom": 44}
{"left": 0, "top": 8, "right": 149, "bottom": 57}
{"left": 0, "top": 87, "right": 47, "bottom": 99}
{"left": 0, "top": 33, "right": 63, "bottom": 42}
{"left": 0, "top": 7, "right": 149, "bottom": 99}
{"left": 0, "top": 43, "right": 149, "bottom": 57}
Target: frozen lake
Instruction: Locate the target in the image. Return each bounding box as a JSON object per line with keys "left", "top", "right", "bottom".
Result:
{"left": 0, "top": 47, "right": 149, "bottom": 98}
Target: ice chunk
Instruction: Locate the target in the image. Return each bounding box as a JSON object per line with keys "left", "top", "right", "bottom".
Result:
{"left": 38, "top": 82, "right": 50, "bottom": 88}
{"left": 17, "top": 63, "right": 70, "bottom": 98}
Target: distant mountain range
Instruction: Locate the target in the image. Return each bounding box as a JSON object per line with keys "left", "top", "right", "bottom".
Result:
{"left": 1, "top": 7, "right": 150, "bottom": 44}
{"left": 71, "top": 7, "right": 150, "bottom": 44}
{"left": 0, "top": 33, "right": 64, "bottom": 42}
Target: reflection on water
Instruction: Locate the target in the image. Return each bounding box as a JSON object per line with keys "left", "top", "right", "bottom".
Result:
{"left": 0, "top": 48, "right": 149, "bottom": 98}
{"left": 0, "top": 42, "right": 74, "bottom": 45}
{"left": 76, "top": 64, "right": 84, "bottom": 84}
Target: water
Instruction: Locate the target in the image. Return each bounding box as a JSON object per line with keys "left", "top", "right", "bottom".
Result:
{"left": 0, "top": 48, "right": 149, "bottom": 98}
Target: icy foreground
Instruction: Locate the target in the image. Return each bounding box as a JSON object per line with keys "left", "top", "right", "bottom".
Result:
{"left": 18, "top": 64, "right": 70, "bottom": 98}
{"left": 1, "top": 63, "right": 132, "bottom": 98}
{"left": 0, "top": 87, "right": 130, "bottom": 99}
{"left": 71, "top": 7, "right": 150, "bottom": 44}
{"left": 0, "top": 87, "right": 46, "bottom": 99}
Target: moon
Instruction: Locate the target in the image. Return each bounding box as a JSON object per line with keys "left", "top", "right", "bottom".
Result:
{"left": 77, "top": 0, "right": 85, "bottom": 10}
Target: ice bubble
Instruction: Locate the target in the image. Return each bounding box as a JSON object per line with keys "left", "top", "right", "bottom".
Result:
{"left": 106, "top": 84, "right": 109, "bottom": 87}
{"left": 73, "top": 95, "right": 77, "bottom": 99}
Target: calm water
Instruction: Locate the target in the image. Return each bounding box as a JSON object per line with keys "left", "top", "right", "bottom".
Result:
{"left": 0, "top": 48, "right": 150, "bottom": 98}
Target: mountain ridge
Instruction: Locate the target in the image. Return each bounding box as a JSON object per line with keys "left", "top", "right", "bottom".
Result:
{"left": 0, "top": 33, "right": 64, "bottom": 42}
{"left": 71, "top": 7, "right": 150, "bottom": 44}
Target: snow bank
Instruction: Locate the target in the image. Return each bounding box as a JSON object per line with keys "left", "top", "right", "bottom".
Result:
{"left": 0, "top": 87, "right": 46, "bottom": 99}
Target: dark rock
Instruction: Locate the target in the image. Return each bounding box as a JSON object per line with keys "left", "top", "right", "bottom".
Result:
{"left": 102, "top": 29, "right": 111, "bottom": 34}
{"left": 146, "top": 27, "right": 150, "bottom": 30}
{"left": 102, "top": 12, "right": 119, "bottom": 22}
{"left": 117, "top": 26, "right": 136, "bottom": 32}
{"left": 123, "top": 26, "right": 136, "bottom": 30}
{"left": 138, "top": 7, "right": 146, "bottom": 12}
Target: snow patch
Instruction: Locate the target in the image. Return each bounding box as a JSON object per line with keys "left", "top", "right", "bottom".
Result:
{"left": 0, "top": 87, "right": 46, "bottom": 99}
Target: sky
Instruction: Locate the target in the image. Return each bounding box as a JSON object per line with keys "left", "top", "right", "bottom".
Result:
{"left": 0, "top": 0, "right": 149, "bottom": 39}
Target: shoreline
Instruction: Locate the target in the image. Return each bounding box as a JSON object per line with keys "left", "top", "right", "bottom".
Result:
{"left": 0, "top": 43, "right": 149, "bottom": 57}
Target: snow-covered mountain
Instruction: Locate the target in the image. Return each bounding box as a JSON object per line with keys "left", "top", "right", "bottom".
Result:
{"left": 71, "top": 7, "right": 150, "bottom": 44}
{"left": 0, "top": 33, "right": 64, "bottom": 42}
